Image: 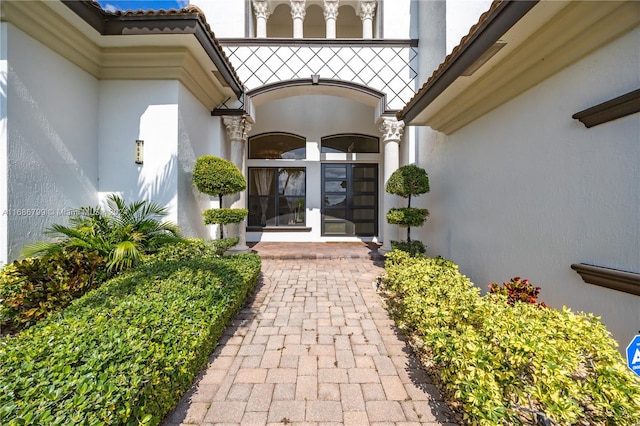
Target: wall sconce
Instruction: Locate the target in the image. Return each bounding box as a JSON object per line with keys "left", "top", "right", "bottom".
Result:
{"left": 135, "top": 140, "right": 144, "bottom": 164}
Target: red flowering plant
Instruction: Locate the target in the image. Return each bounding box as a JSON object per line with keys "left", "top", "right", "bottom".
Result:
{"left": 488, "top": 276, "right": 547, "bottom": 308}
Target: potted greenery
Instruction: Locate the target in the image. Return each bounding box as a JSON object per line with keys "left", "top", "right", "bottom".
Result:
{"left": 385, "top": 164, "right": 430, "bottom": 255}
{"left": 192, "top": 156, "right": 247, "bottom": 243}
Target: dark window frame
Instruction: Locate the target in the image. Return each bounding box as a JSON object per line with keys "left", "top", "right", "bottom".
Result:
{"left": 321, "top": 133, "right": 380, "bottom": 154}
{"left": 247, "top": 166, "right": 307, "bottom": 228}
{"left": 248, "top": 132, "right": 307, "bottom": 159}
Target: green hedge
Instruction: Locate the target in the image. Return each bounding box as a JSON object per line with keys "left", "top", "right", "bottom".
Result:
{"left": 203, "top": 208, "right": 249, "bottom": 225}
{"left": 0, "top": 240, "right": 261, "bottom": 425}
{"left": 383, "top": 250, "right": 640, "bottom": 425}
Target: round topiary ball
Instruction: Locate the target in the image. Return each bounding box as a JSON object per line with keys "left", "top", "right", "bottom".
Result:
{"left": 193, "top": 156, "right": 246, "bottom": 197}
{"left": 385, "top": 164, "right": 430, "bottom": 198}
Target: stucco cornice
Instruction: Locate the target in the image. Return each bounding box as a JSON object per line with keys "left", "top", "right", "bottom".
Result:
{"left": 400, "top": 1, "right": 640, "bottom": 134}
{"left": 571, "top": 264, "right": 640, "bottom": 297}
{"left": 1, "top": 0, "right": 239, "bottom": 109}
{"left": 2, "top": 0, "right": 103, "bottom": 76}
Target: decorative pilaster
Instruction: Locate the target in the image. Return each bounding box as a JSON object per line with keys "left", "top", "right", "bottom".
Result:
{"left": 358, "top": 0, "right": 376, "bottom": 39}
{"left": 379, "top": 117, "right": 405, "bottom": 252}
{"left": 291, "top": 0, "right": 306, "bottom": 38}
{"left": 252, "top": 0, "right": 271, "bottom": 38}
{"left": 323, "top": 0, "right": 339, "bottom": 39}
{"left": 223, "top": 115, "right": 253, "bottom": 253}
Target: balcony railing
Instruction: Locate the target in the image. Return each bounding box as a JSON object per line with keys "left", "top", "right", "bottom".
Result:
{"left": 220, "top": 39, "right": 419, "bottom": 111}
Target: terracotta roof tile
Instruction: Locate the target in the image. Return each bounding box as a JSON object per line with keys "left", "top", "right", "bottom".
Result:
{"left": 82, "top": 0, "right": 244, "bottom": 91}
{"left": 398, "top": 0, "right": 504, "bottom": 120}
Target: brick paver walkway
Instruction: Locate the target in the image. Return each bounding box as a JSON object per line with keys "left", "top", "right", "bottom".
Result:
{"left": 164, "top": 253, "right": 456, "bottom": 425}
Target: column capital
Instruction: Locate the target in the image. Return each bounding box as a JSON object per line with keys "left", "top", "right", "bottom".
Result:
{"left": 358, "top": 0, "right": 376, "bottom": 21}
{"left": 252, "top": 0, "right": 271, "bottom": 20}
{"left": 223, "top": 115, "right": 252, "bottom": 142}
{"left": 323, "top": 0, "right": 339, "bottom": 20}
{"left": 291, "top": 0, "right": 306, "bottom": 20}
{"left": 379, "top": 117, "right": 405, "bottom": 142}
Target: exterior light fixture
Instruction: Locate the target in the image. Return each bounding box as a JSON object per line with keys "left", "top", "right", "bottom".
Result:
{"left": 311, "top": 74, "right": 320, "bottom": 85}
{"left": 135, "top": 140, "right": 144, "bottom": 164}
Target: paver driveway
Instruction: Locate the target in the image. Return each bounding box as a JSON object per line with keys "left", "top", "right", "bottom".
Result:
{"left": 165, "top": 256, "right": 456, "bottom": 425}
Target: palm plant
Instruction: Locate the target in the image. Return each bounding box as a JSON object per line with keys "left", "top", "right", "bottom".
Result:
{"left": 21, "top": 195, "right": 182, "bottom": 271}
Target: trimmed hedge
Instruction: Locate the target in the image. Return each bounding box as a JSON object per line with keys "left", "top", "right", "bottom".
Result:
{"left": 383, "top": 250, "right": 640, "bottom": 425}
{"left": 203, "top": 208, "right": 249, "bottom": 226}
{"left": 0, "top": 240, "right": 261, "bottom": 425}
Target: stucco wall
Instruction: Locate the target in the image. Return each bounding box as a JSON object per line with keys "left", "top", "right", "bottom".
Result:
{"left": 416, "top": 0, "right": 446, "bottom": 84}
{"left": 0, "top": 23, "right": 8, "bottom": 266}
{"left": 416, "top": 26, "right": 640, "bottom": 347}
{"left": 445, "top": 0, "right": 493, "bottom": 54}
{"left": 177, "top": 83, "right": 223, "bottom": 239}
{"left": 382, "top": 0, "right": 414, "bottom": 39}
{"left": 97, "top": 80, "right": 179, "bottom": 224}
{"left": 248, "top": 94, "right": 382, "bottom": 242}
{"left": 191, "top": 0, "right": 247, "bottom": 38}
{"left": 5, "top": 24, "right": 99, "bottom": 263}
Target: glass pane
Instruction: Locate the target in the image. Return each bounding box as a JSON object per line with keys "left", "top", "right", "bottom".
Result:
{"left": 249, "top": 133, "right": 306, "bottom": 159}
{"left": 353, "top": 209, "right": 375, "bottom": 220}
{"left": 325, "top": 222, "right": 347, "bottom": 234}
{"left": 355, "top": 222, "right": 375, "bottom": 235}
{"left": 249, "top": 168, "right": 276, "bottom": 196}
{"left": 353, "top": 195, "right": 375, "bottom": 207}
{"left": 324, "top": 165, "right": 347, "bottom": 179}
{"left": 324, "top": 209, "right": 346, "bottom": 220}
{"left": 324, "top": 180, "right": 347, "bottom": 193}
{"left": 353, "top": 181, "right": 376, "bottom": 193}
{"left": 353, "top": 166, "right": 377, "bottom": 179}
{"left": 279, "top": 168, "right": 305, "bottom": 196}
{"left": 279, "top": 196, "right": 305, "bottom": 225}
{"left": 321, "top": 135, "right": 379, "bottom": 153}
{"left": 324, "top": 195, "right": 346, "bottom": 207}
{"left": 248, "top": 196, "right": 276, "bottom": 227}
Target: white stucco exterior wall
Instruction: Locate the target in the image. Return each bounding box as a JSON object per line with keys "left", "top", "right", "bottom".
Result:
{"left": 190, "top": 0, "right": 247, "bottom": 37}
{"left": 177, "top": 83, "right": 223, "bottom": 239}
{"left": 0, "top": 23, "right": 8, "bottom": 266}
{"left": 382, "top": 0, "right": 414, "bottom": 39}
{"left": 445, "top": 0, "right": 493, "bottom": 54}
{"left": 416, "top": 26, "right": 640, "bottom": 347}
{"left": 97, "top": 80, "right": 179, "bottom": 224}
{"left": 416, "top": 0, "right": 446, "bottom": 84}
{"left": 5, "top": 24, "right": 99, "bottom": 262}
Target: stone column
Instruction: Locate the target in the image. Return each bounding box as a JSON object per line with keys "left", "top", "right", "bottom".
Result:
{"left": 323, "top": 0, "right": 339, "bottom": 39}
{"left": 359, "top": 0, "right": 376, "bottom": 39}
{"left": 252, "top": 0, "right": 271, "bottom": 38}
{"left": 380, "top": 117, "right": 404, "bottom": 253}
{"left": 223, "top": 115, "right": 252, "bottom": 253}
{"left": 291, "top": 0, "right": 306, "bottom": 38}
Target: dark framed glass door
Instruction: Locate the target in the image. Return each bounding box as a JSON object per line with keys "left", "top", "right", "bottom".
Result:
{"left": 322, "top": 163, "right": 378, "bottom": 237}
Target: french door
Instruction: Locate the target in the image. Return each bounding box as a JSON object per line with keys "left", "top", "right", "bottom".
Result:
{"left": 322, "top": 163, "right": 378, "bottom": 237}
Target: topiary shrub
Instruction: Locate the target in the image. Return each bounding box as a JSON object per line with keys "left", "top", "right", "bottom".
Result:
{"left": 192, "top": 156, "right": 245, "bottom": 198}
{"left": 203, "top": 208, "right": 249, "bottom": 226}
{"left": 382, "top": 250, "right": 640, "bottom": 425}
{"left": 385, "top": 165, "right": 430, "bottom": 255}
{"left": 192, "top": 156, "right": 247, "bottom": 239}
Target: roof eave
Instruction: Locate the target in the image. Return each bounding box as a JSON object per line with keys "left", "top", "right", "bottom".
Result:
{"left": 398, "top": 0, "right": 538, "bottom": 125}
{"left": 61, "top": 0, "right": 244, "bottom": 98}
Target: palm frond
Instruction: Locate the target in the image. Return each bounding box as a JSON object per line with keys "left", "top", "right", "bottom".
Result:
{"left": 108, "top": 240, "right": 143, "bottom": 271}
{"left": 19, "top": 241, "right": 63, "bottom": 258}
